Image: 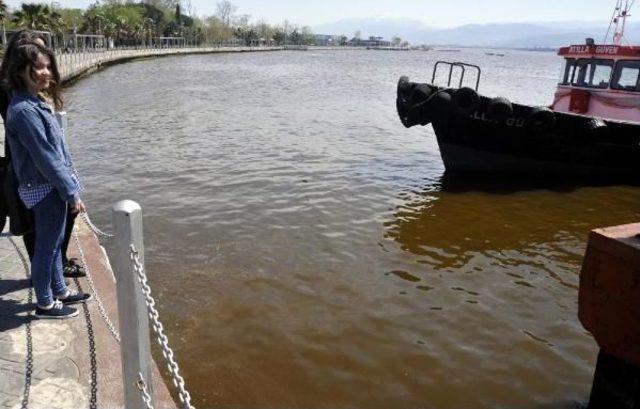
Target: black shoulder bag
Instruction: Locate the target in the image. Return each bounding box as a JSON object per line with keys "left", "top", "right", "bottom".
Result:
{"left": 2, "top": 140, "right": 33, "bottom": 236}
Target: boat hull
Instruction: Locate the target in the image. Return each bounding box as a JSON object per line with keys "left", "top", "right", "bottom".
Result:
{"left": 397, "top": 78, "right": 640, "bottom": 179}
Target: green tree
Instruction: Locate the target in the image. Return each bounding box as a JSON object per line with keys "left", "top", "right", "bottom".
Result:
{"left": 56, "top": 8, "right": 84, "bottom": 32}
{"left": 202, "top": 15, "right": 225, "bottom": 43}
{"left": 255, "top": 19, "right": 273, "bottom": 43}
{"left": 82, "top": 3, "right": 146, "bottom": 46}
{"left": 48, "top": 10, "right": 67, "bottom": 36}
{"left": 12, "top": 3, "right": 51, "bottom": 30}
{"left": 300, "top": 26, "right": 314, "bottom": 45}
{"left": 272, "top": 27, "right": 285, "bottom": 45}
{"left": 289, "top": 28, "right": 301, "bottom": 45}
{"left": 175, "top": 3, "right": 181, "bottom": 26}
{"left": 82, "top": 7, "right": 106, "bottom": 34}
{"left": 232, "top": 14, "right": 256, "bottom": 46}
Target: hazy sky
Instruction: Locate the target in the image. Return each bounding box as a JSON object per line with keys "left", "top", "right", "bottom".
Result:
{"left": 4, "top": 0, "right": 618, "bottom": 27}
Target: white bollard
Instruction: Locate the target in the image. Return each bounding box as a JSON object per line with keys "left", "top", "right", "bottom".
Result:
{"left": 112, "top": 200, "right": 155, "bottom": 409}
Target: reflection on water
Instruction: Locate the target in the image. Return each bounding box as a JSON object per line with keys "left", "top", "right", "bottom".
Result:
{"left": 387, "top": 172, "right": 640, "bottom": 296}
{"left": 64, "top": 49, "right": 640, "bottom": 408}
{"left": 386, "top": 173, "right": 639, "bottom": 275}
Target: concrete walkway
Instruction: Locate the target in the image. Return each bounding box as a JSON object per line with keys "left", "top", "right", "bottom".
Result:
{"left": 0, "top": 221, "right": 176, "bottom": 409}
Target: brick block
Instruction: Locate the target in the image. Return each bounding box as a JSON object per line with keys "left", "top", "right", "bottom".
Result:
{"left": 579, "top": 222, "right": 640, "bottom": 366}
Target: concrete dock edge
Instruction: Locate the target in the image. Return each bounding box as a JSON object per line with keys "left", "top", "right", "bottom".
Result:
{"left": 0, "top": 220, "right": 177, "bottom": 409}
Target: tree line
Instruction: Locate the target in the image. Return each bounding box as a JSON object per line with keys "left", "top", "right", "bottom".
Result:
{"left": 0, "top": 0, "right": 320, "bottom": 48}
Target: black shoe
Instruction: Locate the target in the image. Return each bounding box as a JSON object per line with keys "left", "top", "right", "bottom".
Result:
{"left": 34, "top": 300, "right": 79, "bottom": 319}
{"left": 58, "top": 290, "right": 93, "bottom": 305}
{"left": 63, "top": 258, "right": 86, "bottom": 278}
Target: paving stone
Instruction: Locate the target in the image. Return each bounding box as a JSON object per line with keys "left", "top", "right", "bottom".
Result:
{"left": 0, "top": 362, "right": 26, "bottom": 395}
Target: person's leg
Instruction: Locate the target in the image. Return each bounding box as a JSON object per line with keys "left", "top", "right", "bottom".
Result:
{"left": 31, "top": 191, "right": 68, "bottom": 307}
{"left": 50, "top": 220, "right": 68, "bottom": 299}
{"left": 22, "top": 229, "right": 35, "bottom": 262}
{"left": 61, "top": 208, "right": 77, "bottom": 265}
{"left": 32, "top": 192, "right": 82, "bottom": 318}
{"left": 60, "top": 208, "right": 85, "bottom": 277}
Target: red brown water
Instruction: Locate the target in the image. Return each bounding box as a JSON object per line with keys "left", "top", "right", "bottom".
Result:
{"left": 65, "top": 49, "right": 640, "bottom": 408}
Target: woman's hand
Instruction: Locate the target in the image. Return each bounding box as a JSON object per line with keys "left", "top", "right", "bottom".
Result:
{"left": 70, "top": 200, "right": 86, "bottom": 215}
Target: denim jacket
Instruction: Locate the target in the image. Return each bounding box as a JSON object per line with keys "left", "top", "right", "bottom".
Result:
{"left": 5, "top": 92, "right": 80, "bottom": 204}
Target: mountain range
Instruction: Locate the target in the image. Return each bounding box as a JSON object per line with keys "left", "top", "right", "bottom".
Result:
{"left": 312, "top": 18, "right": 640, "bottom": 48}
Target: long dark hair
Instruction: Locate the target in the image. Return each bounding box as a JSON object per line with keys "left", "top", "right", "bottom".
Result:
{"left": 0, "top": 30, "right": 57, "bottom": 118}
{"left": 0, "top": 33, "right": 63, "bottom": 111}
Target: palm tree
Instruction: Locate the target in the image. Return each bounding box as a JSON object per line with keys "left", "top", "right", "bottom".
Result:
{"left": 48, "top": 11, "right": 66, "bottom": 35}
{"left": 12, "top": 3, "right": 51, "bottom": 31}
{"left": 0, "top": 0, "right": 7, "bottom": 46}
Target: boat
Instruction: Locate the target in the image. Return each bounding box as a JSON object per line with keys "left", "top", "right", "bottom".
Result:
{"left": 396, "top": 1, "right": 640, "bottom": 179}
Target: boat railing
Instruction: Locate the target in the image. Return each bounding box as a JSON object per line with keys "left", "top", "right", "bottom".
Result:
{"left": 432, "top": 61, "right": 481, "bottom": 91}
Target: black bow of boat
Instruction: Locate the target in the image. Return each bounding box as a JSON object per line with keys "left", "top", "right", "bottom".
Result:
{"left": 395, "top": 76, "right": 640, "bottom": 179}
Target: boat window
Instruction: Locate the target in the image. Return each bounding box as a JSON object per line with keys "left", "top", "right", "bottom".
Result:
{"left": 611, "top": 60, "right": 640, "bottom": 91}
{"left": 570, "top": 58, "right": 614, "bottom": 89}
{"left": 558, "top": 58, "right": 575, "bottom": 85}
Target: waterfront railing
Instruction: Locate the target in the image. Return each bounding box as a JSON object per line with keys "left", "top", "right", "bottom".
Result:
{"left": 78, "top": 201, "right": 195, "bottom": 409}
{"left": 54, "top": 45, "right": 283, "bottom": 82}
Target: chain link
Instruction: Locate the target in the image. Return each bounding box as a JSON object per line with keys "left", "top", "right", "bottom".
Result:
{"left": 9, "top": 237, "right": 33, "bottom": 409}
{"left": 137, "top": 373, "right": 155, "bottom": 409}
{"left": 81, "top": 212, "right": 117, "bottom": 282}
{"left": 130, "top": 246, "right": 195, "bottom": 409}
{"left": 82, "top": 213, "right": 115, "bottom": 239}
{"left": 73, "top": 231, "right": 121, "bottom": 343}
{"left": 73, "top": 277, "right": 99, "bottom": 408}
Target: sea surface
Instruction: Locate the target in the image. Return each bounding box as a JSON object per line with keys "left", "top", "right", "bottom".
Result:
{"left": 65, "top": 48, "right": 640, "bottom": 409}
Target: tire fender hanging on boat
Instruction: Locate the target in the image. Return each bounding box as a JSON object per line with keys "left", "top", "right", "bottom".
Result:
{"left": 397, "top": 76, "right": 440, "bottom": 127}
{"left": 397, "top": 76, "right": 418, "bottom": 128}
{"left": 487, "top": 96, "right": 513, "bottom": 120}
{"left": 452, "top": 87, "right": 480, "bottom": 116}
{"left": 526, "top": 107, "right": 556, "bottom": 132}
{"left": 582, "top": 117, "right": 609, "bottom": 140}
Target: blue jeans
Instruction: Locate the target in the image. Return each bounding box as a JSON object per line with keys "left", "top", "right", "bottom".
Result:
{"left": 32, "top": 191, "right": 68, "bottom": 306}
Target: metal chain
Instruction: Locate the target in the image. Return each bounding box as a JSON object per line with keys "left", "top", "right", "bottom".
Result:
{"left": 130, "top": 246, "right": 195, "bottom": 409}
{"left": 8, "top": 237, "right": 33, "bottom": 409}
{"left": 82, "top": 213, "right": 115, "bottom": 239}
{"left": 137, "top": 373, "right": 155, "bottom": 409}
{"left": 73, "top": 231, "right": 121, "bottom": 343}
{"left": 79, "top": 212, "right": 117, "bottom": 282}
{"left": 73, "top": 277, "right": 99, "bottom": 409}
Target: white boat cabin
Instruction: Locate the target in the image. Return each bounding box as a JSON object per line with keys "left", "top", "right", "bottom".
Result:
{"left": 553, "top": 40, "right": 640, "bottom": 123}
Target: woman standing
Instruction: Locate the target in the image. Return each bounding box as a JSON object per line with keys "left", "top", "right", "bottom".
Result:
{"left": 4, "top": 41, "right": 91, "bottom": 319}
{"left": 0, "top": 30, "right": 46, "bottom": 259}
{"left": 1, "top": 31, "right": 86, "bottom": 279}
